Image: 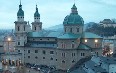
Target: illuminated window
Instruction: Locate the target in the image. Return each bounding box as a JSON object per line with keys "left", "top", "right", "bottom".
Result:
{"left": 95, "top": 39, "right": 98, "bottom": 43}
{"left": 85, "top": 39, "right": 88, "bottom": 42}
{"left": 95, "top": 44, "right": 98, "bottom": 48}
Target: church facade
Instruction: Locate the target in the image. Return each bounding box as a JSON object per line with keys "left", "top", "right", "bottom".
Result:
{"left": 14, "top": 2, "right": 103, "bottom": 70}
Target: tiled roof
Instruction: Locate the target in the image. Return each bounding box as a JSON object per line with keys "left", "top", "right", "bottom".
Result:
{"left": 28, "top": 30, "right": 102, "bottom": 39}
{"left": 58, "top": 33, "right": 81, "bottom": 39}
{"left": 83, "top": 32, "right": 103, "bottom": 38}
{"left": 70, "top": 67, "right": 86, "bottom": 73}
{"left": 78, "top": 43, "right": 91, "bottom": 50}
{"left": 85, "top": 60, "right": 107, "bottom": 72}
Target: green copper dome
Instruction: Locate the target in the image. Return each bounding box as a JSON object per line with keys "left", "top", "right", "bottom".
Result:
{"left": 17, "top": 4, "right": 24, "bottom": 16}
{"left": 63, "top": 4, "right": 84, "bottom": 26}
{"left": 34, "top": 5, "right": 40, "bottom": 17}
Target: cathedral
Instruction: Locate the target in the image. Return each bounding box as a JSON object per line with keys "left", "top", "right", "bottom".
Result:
{"left": 14, "top": 2, "right": 103, "bottom": 70}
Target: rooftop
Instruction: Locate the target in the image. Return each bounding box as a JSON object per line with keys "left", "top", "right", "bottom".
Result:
{"left": 83, "top": 32, "right": 103, "bottom": 39}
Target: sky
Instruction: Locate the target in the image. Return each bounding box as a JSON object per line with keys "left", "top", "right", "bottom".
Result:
{"left": 0, "top": 0, "right": 116, "bottom": 29}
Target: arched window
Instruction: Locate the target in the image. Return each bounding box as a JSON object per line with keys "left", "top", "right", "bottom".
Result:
{"left": 65, "top": 28, "right": 66, "bottom": 32}
{"left": 70, "top": 28, "right": 72, "bottom": 33}
{"left": 24, "top": 25, "right": 25, "bottom": 31}
{"left": 18, "top": 26, "right": 20, "bottom": 31}
{"left": 72, "top": 44, "right": 75, "bottom": 48}
{"left": 77, "top": 28, "right": 79, "bottom": 32}
{"left": 35, "top": 26, "right": 36, "bottom": 30}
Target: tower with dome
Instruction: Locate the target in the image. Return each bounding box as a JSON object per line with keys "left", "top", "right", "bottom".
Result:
{"left": 14, "top": 1, "right": 103, "bottom": 70}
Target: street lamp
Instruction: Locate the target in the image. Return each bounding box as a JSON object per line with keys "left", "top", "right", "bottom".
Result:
{"left": 8, "top": 37, "right": 11, "bottom": 42}
{"left": 7, "top": 37, "right": 11, "bottom": 54}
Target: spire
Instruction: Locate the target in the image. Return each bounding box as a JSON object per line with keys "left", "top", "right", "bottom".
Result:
{"left": 74, "top": 0, "right": 75, "bottom": 5}
{"left": 17, "top": 0, "right": 24, "bottom": 16}
{"left": 36, "top": 4, "right": 38, "bottom": 12}
{"left": 19, "top": 0, "right": 22, "bottom": 9}
{"left": 20, "top": 0, "right": 21, "bottom": 5}
{"left": 34, "top": 4, "right": 40, "bottom": 17}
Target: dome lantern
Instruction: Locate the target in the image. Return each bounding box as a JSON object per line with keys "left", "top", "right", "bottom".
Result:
{"left": 71, "top": 4, "right": 78, "bottom": 14}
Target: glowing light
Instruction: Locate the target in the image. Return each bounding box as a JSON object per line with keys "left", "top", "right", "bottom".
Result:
{"left": 8, "top": 37, "right": 11, "bottom": 41}
{"left": 95, "top": 39, "right": 98, "bottom": 43}
{"left": 85, "top": 39, "right": 88, "bottom": 42}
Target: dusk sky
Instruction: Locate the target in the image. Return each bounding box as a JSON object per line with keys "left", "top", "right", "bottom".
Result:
{"left": 0, "top": 0, "right": 116, "bottom": 29}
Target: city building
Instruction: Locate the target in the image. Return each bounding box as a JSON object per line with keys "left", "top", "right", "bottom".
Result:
{"left": 100, "top": 19, "right": 116, "bottom": 28}
{"left": 14, "top": 2, "right": 103, "bottom": 70}
{"left": 70, "top": 55, "right": 116, "bottom": 73}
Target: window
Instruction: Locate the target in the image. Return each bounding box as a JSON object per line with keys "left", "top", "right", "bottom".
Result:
{"left": 77, "top": 28, "right": 79, "bottom": 32}
{"left": 50, "top": 57, "right": 53, "bottom": 60}
{"left": 70, "top": 28, "right": 72, "bottom": 33}
{"left": 43, "top": 57, "right": 45, "bottom": 59}
{"left": 81, "top": 53, "right": 85, "bottom": 56}
{"left": 61, "top": 43, "right": 66, "bottom": 48}
{"left": 72, "top": 60, "right": 75, "bottom": 63}
{"left": 18, "top": 26, "right": 20, "bottom": 31}
{"left": 95, "top": 44, "right": 98, "bottom": 48}
{"left": 96, "top": 52, "right": 98, "bottom": 56}
{"left": 18, "top": 50, "right": 20, "bottom": 52}
{"left": 18, "top": 42, "right": 20, "bottom": 45}
{"left": 35, "top": 27, "right": 36, "bottom": 30}
{"left": 28, "top": 56, "right": 30, "bottom": 58}
{"left": 65, "top": 28, "right": 66, "bottom": 32}
{"left": 24, "top": 25, "right": 25, "bottom": 31}
{"left": 28, "top": 50, "right": 30, "bottom": 53}
{"left": 62, "top": 60, "right": 65, "bottom": 63}
{"left": 62, "top": 53, "right": 66, "bottom": 57}
{"left": 43, "top": 50, "right": 46, "bottom": 54}
{"left": 72, "top": 53, "right": 75, "bottom": 57}
{"left": 72, "top": 44, "right": 75, "bottom": 48}
{"left": 56, "top": 59, "right": 57, "bottom": 61}
{"left": 50, "top": 51, "right": 54, "bottom": 54}
{"left": 35, "top": 50, "right": 38, "bottom": 53}
{"left": 35, "top": 56, "right": 38, "bottom": 59}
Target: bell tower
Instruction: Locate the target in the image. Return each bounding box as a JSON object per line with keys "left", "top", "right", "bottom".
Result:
{"left": 32, "top": 5, "right": 42, "bottom": 32}
{"left": 14, "top": 0, "right": 28, "bottom": 46}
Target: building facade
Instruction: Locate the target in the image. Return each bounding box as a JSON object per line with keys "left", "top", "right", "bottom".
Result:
{"left": 14, "top": 2, "right": 103, "bottom": 70}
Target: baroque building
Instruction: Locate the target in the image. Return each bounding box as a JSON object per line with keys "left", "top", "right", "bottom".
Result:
{"left": 14, "top": 2, "right": 103, "bottom": 70}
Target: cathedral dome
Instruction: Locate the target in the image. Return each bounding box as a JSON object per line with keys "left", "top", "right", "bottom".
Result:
{"left": 63, "top": 4, "right": 84, "bottom": 26}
